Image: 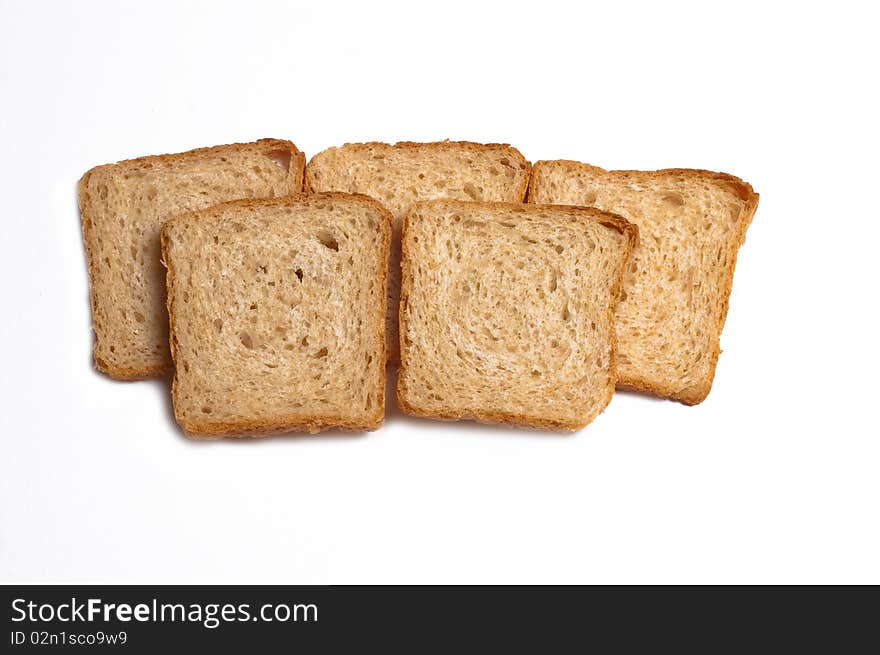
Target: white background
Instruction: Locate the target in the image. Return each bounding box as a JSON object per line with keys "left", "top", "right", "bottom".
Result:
{"left": 1, "top": 0, "right": 878, "bottom": 584}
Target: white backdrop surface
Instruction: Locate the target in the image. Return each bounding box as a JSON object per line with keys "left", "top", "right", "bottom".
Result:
{"left": 1, "top": 0, "right": 877, "bottom": 583}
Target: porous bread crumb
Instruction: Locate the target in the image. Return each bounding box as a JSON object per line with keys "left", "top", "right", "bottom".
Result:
{"left": 78, "top": 139, "right": 305, "bottom": 379}
{"left": 161, "top": 193, "right": 390, "bottom": 437}
{"left": 528, "top": 161, "right": 759, "bottom": 404}
{"left": 397, "top": 200, "right": 636, "bottom": 431}
{"left": 305, "top": 141, "right": 531, "bottom": 363}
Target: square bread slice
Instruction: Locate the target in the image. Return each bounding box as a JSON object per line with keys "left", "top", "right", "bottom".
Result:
{"left": 305, "top": 141, "right": 531, "bottom": 363}
{"left": 78, "top": 139, "right": 306, "bottom": 380}
{"left": 528, "top": 161, "right": 759, "bottom": 404}
{"left": 161, "top": 194, "right": 391, "bottom": 437}
{"left": 397, "top": 200, "right": 637, "bottom": 431}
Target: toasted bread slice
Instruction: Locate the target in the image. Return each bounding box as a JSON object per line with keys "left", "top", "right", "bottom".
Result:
{"left": 78, "top": 139, "right": 305, "bottom": 380}
{"left": 528, "top": 161, "right": 759, "bottom": 404}
{"left": 397, "top": 200, "right": 636, "bottom": 431}
{"left": 161, "top": 194, "right": 390, "bottom": 437}
{"left": 305, "top": 141, "right": 531, "bottom": 362}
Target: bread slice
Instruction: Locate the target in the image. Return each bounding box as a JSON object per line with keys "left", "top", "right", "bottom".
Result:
{"left": 397, "top": 200, "right": 636, "bottom": 431}
{"left": 305, "top": 141, "right": 531, "bottom": 362}
{"left": 528, "top": 161, "right": 759, "bottom": 404}
{"left": 78, "top": 139, "right": 305, "bottom": 380}
{"left": 161, "top": 193, "right": 391, "bottom": 437}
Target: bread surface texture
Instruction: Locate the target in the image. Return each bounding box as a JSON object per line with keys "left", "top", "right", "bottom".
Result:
{"left": 528, "top": 161, "right": 759, "bottom": 404}
{"left": 79, "top": 139, "right": 306, "bottom": 379}
{"left": 397, "top": 200, "right": 636, "bottom": 431}
{"left": 305, "top": 141, "right": 531, "bottom": 362}
{"left": 161, "top": 193, "right": 390, "bottom": 437}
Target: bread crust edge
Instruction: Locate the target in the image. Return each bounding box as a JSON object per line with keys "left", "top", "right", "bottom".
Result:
{"left": 304, "top": 140, "right": 531, "bottom": 200}
{"left": 161, "top": 192, "right": 391, "bottom": 437}
{"left": 79, "top": 138, "right": 306, "bottom": 380}
{"left": 396, "top": 199, "right": 638, "bottom": 431}
{"left": 528, "top": 161, "right": 759, "bottom": 405}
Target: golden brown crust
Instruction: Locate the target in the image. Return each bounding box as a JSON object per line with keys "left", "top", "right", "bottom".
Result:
{"left": 528, "top": 160, "right": 759, "bottom": 405}
{"left": 82, "top": 138, "right": 305, "bottom": 189}
{"left": 177, "top": 414, "right": 383, "bottom": 439}
{"left": 162, "top": 192, "right": 391, "bottom": 438}
{"left": 396, "top": 199, "right": 638, "bottom": 431}
{"left": 305, "top": 140, "right": 531, "bottom": 201}
{"left": 529, "top": 160, "right": 755, "bottom": 202}
{"left": 94, "top": 359, "right": 168, "bottom": 380}
{"left": 394, "top": 397, "right": 585, "bottom": 432}
{"left": 79, "top": 139, "right": 306, "bottom": 380}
